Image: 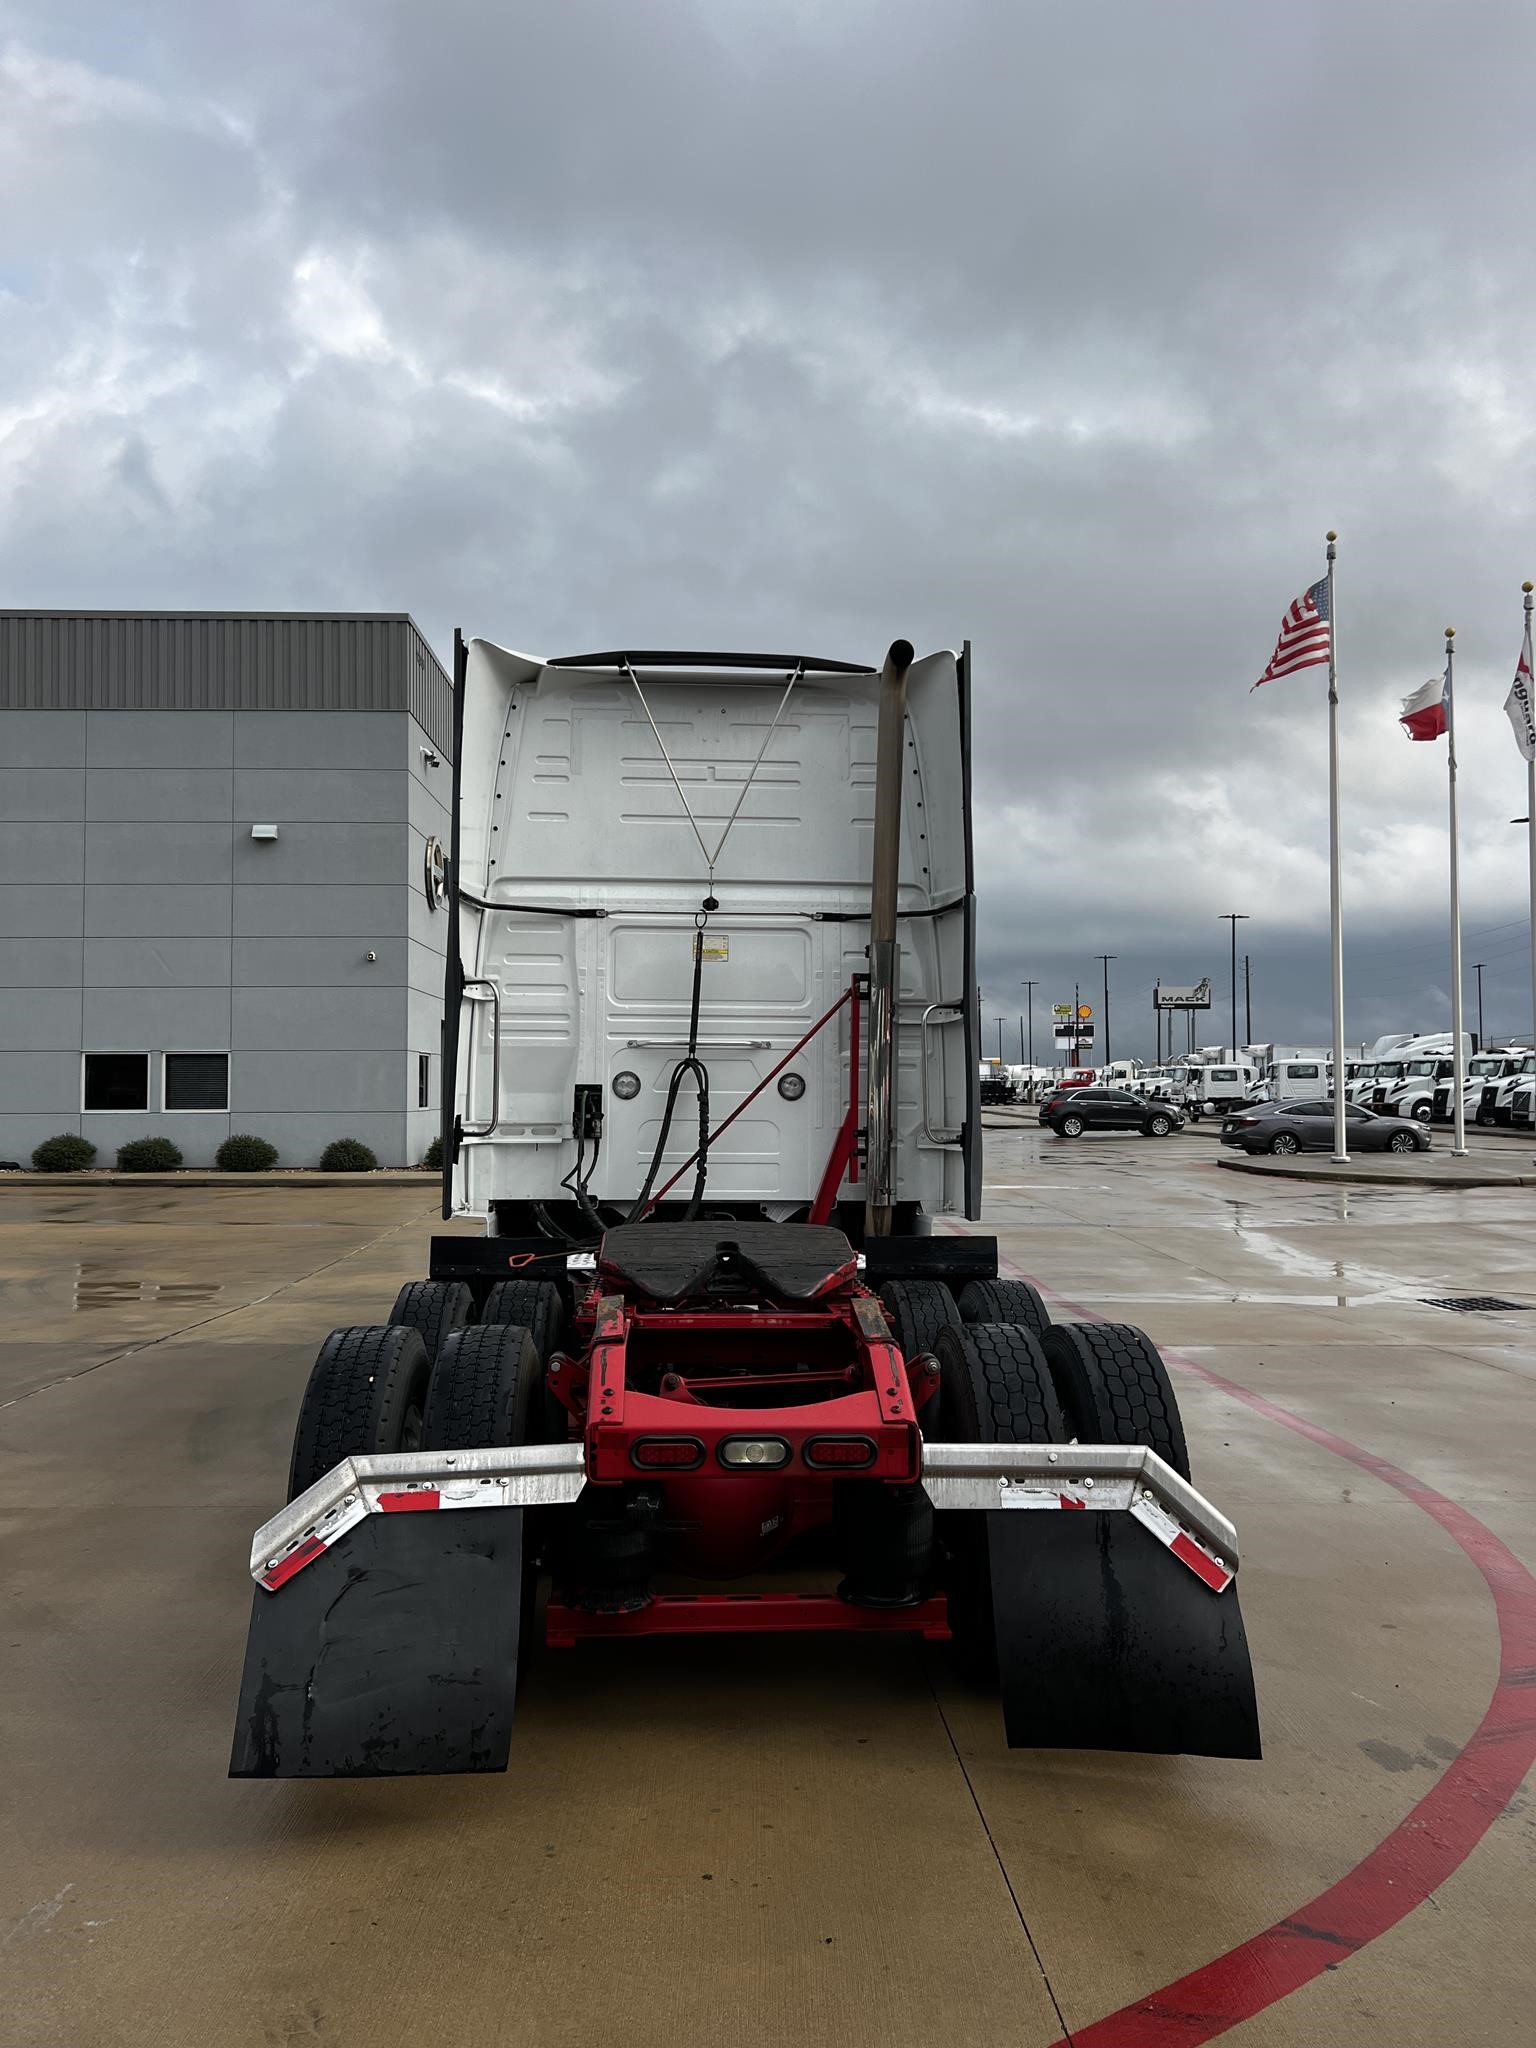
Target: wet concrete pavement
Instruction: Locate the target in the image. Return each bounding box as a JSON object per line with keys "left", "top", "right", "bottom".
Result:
{"left": 3, "top": 1148, "right": 1533, "bottom": 2046}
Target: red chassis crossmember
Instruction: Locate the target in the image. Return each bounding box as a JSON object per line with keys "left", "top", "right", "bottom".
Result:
{"left": 546, "top": 1591, "right": 952, "bottom": 1644}
{"left": 542, "top": 1281, "right": 941, "bottom": 1628}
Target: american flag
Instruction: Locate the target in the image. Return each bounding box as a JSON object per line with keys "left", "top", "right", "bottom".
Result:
{"left": 1252, "top": 577, "right": 1331, "bottom": 690}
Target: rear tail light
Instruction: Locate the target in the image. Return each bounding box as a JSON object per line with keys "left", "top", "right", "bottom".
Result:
{"left": 803, "top": 1436, "right": 877, "bottom": 1469}
{"left": 718, "top": 1437, "right": 791, "bottom": 1469}
{"left": 631, "top": 1438, "right": 705, "bottom": 1469}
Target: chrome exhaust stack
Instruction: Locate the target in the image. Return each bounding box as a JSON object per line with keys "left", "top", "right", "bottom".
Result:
{"left": 865, "top": 637, "right": 914, "bottom": 1240}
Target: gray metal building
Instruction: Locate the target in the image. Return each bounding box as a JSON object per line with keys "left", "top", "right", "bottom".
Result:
{"left": 0, "top": 612, "right": 454, "bottom": 1168}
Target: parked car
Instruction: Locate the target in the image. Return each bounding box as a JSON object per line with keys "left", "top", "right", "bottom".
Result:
{"left": 1220, "top": 1099, "right": 1431, "bottom": 1156}
{"left": 1041, "top": 1088, "right": 1185, "bottom": 1138}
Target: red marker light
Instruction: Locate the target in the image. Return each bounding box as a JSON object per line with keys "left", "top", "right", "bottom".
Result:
{"left": 631, "top": 1438, "right": 705, "bottom": 1470}
{"left": 803, "top": 1437, "right": 877, "bottom": 1469}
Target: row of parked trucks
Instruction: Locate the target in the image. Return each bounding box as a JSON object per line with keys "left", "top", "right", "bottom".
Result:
{"left": 984, "top": 1035, "right": 1536, "bottom": 1126}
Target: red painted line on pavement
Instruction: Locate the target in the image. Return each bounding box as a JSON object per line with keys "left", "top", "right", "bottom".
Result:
{"left": 995, "top": 1250, "right": 1536, "bottom": 2046}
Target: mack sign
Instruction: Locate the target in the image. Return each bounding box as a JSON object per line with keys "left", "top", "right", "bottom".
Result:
{"left": 1154, "top": 979, "right": 1212, "bottom": 1011}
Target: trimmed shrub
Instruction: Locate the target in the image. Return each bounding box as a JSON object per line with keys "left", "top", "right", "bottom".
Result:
{"left": 217, "top": 1134, "right": 279, "bottom": 1172}
{"left": 116, "top": 1137, "right": 184, "bottom": 1173}
{"left": 320, "top": 1138, "right": 379, "bottom": 1173}
{"left": 31, "top": 1133, "right": 97, "bottom": 1173}
{"left": 421, "top": 1136, "right": 443, "bottom": 1172}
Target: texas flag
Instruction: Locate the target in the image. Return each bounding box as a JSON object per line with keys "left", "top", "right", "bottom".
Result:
{"left": 1400, "top": 666, "right": 1450, "bottom": 742}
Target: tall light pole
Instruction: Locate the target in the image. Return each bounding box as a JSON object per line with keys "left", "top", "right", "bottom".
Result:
{"left": 1219, "top": 913, "right": 1250, "bottom": 1054}
{"left": 1523, "top": 578, "right": 1536, "bottom": 1051}
{"left": 1244, "top": 953, "right": 1253, "bottom": 1044}
{"left": 1472, "top": 961, "right": 1486, "bottom": 1049}
{"left": 1020, "top": 978, "right": 1037, "bottom": 1067}
{"left": 1095, "top": 954, "right": 1115, "bottom": 1065}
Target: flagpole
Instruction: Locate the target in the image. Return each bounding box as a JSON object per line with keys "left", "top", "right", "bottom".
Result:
{"left": 1526, "top": 582, "right": 1536, "bottom": 1053}
{"left": 1446, "top": 626, "right": 1467, "bottom": 1156}
{"left": 1326, "top": 532, "right": 1348, "bottom": 1161}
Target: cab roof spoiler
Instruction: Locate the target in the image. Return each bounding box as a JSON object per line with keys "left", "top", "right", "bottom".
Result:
{"left": 548, "top": 649, "right": 875, "bottom": 674}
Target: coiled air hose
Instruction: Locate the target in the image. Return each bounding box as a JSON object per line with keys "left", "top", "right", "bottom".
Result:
{"left": 628, "top": 898, "right": 714, "bottom": 1223}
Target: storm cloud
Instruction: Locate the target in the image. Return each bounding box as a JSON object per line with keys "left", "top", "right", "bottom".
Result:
{"left": 5, "top": 1, "right": 1536, "bottom": 1055}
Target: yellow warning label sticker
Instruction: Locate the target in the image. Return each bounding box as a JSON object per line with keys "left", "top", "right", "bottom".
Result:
{"left": 699, "top": 936, "right": 729, "bottom": 962}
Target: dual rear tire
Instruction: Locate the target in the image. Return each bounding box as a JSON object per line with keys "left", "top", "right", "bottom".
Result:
{"left": 922, "top": 1290, "right": 1190, "bottom": 1669}
{"left": 285, "top": 1278, "right": 570, "bottom": 1500}
{"left": 930, "top": 1315, "right": 1187, "bottom": 1477}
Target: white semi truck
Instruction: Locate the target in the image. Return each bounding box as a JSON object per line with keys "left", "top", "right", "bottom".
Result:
{"left": 228, "top": 635, "right": 1259, "bottom": 1779}
{"left": 1373, "top": 1035, "right": 1473, "bottom": 1122}
{"left": 1462, "top": 1049, "right": 1536, "bottom": 1126}
{"left": 1180, "top": 1053, "right": 1260, "bottom": 1119}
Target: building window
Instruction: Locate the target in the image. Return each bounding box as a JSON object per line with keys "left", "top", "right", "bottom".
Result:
{"left": 83, "top": 1053, "right": 150, "bottom": 1112}
{"left": 164, "top": 1053, "right": 230, "bottom": 1113}
{"left": 418, "top": 1053, "right": 431, "bottom": 1109}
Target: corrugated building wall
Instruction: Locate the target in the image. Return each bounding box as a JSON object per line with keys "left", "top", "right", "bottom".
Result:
{"left": 0, "top": 612, "right": 454, "bottom": 756}
{"left": 0, "top": 614, "right": 455, "bottom": 1169}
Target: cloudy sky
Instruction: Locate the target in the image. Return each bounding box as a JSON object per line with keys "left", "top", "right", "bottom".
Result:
{"left": 5, "top": 1, "right": 1536, "bottom": 1059}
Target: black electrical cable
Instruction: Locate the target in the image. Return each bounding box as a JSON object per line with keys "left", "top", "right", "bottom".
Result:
{"left": 570, "top": 1125, "right": 608, "bottom": 1235}
{"left": 552, "top": 1119, "right": 610, "bottom": 1242}
{"left": 532, "top": 1200, "right": 583, "bottom": 1246}
{"left": 628, "top": 899, "right": 714, "bottom": 1223}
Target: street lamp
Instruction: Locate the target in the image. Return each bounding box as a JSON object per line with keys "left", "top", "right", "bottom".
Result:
{"left": 1020, "top": 979, "right": 1037, "bottom": 1067}
{"left": 1095, "top": 955, "right": 1115, "bottom": 1064}
{"left": 1218, "top": 914, "right": 1250, "bottom": 1054}
{"left": 1472, "top": 962, "right": 1486, "bottom": 1049}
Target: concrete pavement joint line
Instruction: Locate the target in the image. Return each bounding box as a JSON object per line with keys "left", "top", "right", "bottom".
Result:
{"left": 968, "top": 1233, "right": 1536, "bottom": 2048}
{"left": 923, "top": 1667, "right": 1076, "bottom": 2046}
{"left": 0, "top": 1207, "right": 437, "bottom": 1413}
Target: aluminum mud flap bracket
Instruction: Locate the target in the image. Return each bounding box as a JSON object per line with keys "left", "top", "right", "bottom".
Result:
{"left": 230, "top": 1445, "right": 586, "bottom": 1779}
{"left": 922, "top": 1443, "right": 1262, "bottom": 1760}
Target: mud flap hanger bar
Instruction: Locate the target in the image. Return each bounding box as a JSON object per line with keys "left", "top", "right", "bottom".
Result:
{"left": 249, "top": 1441, "right": 1237, "bottom": 1595}
{"left": 921, "top": 1442, "right": 1238, "bottom": 1592}
{"left": 250, "top": 1443, "right": 588, "bottom": 1590}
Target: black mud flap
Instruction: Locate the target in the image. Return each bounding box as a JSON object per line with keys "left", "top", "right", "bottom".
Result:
{"left": 230, "top": 1507, "right": 524, "bottom": 1778}
{"left": 987, "top": 1511, "right": 1261, "bottom": 1759}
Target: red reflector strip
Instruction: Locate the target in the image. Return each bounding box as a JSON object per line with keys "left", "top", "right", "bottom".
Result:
{"left": 377, "top": 1489, "right": 442, "bottom": 1513}
{"left": 1171, "top": 1529, "right": 1233, "bottom": 1591}
{"left": 260, "top": 1533, "right": 327, "bottom": 1590}
{"left": 1059, "top": 1493, "right": 1087, "bottom": 1510}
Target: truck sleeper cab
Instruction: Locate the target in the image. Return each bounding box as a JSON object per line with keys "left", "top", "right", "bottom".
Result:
{"left": 443, "top": 644, "right": 982, "bottom": 1240}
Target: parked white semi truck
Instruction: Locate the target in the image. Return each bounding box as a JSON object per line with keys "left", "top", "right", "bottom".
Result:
{"left": 1181, "top": 1054, "right": 1260, "bottom": 1119}
{"left": 1251, "top": 1054, "right": 1332, "bottom": 1105}
{"left": 1373, "top": 1035, "right": 1472, "bottom": 1122}
{"left": 228, "top": 635, "right": 1260, "bottom": 1780}
{"left": 1440, "top": 1048, "right": 1530, "bottom": 1126}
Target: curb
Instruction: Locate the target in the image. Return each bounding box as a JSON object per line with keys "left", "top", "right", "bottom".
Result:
{"left": 0, "top": 1171, "right": 440, "bottom": 1189}
{"left": 1215, "top": 1155, "right": 1536, "bottom": 1189}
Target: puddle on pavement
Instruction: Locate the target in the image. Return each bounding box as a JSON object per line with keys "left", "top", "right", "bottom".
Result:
{"left": 72, "top": 1266, "right": 224, "bottom": 1312}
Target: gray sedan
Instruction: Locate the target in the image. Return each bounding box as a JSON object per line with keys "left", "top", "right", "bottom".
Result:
{"left": 1221, "top": 1099, "right": 1431, "bottom": 1156}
